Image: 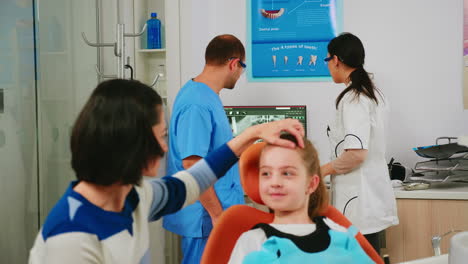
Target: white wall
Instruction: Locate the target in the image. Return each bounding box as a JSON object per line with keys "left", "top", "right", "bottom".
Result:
{"left": 176, "top": 0, "right": 468, "bottom": 167}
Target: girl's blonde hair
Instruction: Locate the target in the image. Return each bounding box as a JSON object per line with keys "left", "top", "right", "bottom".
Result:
{"left": 266, "top": 133, "right": 329, "bottom": 219}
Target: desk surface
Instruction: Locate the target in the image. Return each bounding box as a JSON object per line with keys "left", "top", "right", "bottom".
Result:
{"left": 394, "top": 182, "right": 468, "bottom": 200}
{"left": 398, "top": 254, "right": 447, "bottom": 264}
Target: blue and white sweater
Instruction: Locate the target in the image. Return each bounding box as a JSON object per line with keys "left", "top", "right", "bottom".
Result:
{"left": 29, "top": 144, "right": 238, "bottom": 264}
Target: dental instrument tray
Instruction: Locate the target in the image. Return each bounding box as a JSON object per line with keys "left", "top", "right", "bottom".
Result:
{"left": 409, "top": 170, "right": 468, "bottom": 183}
{"left": 414, "top": 156, "right": 468, "bottom": 171}
{"left": 402, "top": 182, "right": 431, "bottom": 191}
{"left": 409, "top": 137, "right": 468, "bottom": 186}
{"left": 413, "top": 137, "right": 468, "bottom": 159}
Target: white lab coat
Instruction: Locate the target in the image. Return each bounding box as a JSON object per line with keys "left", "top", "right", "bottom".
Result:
{"left": 327, "top": 90, "right": 399, "bottom": 234}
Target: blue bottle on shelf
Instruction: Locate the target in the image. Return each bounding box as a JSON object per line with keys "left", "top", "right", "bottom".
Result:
{"left": 147, "top": 12, "right": 161, "bottom": 49}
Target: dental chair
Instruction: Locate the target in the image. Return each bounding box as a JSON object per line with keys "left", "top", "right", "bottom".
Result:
{"left": 200, "top": 142, "right": 383, "bottom": 264}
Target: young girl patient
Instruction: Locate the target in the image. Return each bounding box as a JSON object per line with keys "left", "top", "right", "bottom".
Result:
{"left": 228, "top": 134, "right": 374, "bottom": 263}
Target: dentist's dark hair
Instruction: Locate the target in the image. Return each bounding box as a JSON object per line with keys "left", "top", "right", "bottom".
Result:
{"left": 205, "top": 34, "right": 245, "bottom": 66}
{"left": 327, "top": 32, "right": 382, "bottom": 109}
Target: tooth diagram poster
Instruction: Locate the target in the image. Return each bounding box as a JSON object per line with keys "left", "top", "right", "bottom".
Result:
{"left": 248, "top": 0, "right": 343, "bottom": 81}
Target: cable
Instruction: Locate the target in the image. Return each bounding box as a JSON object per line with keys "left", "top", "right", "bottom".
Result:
{"left": 124, "top": 64, "right": 134, "bottom": 80}
{"left": 343, "top": 196, "right": 358, "bottom": 216}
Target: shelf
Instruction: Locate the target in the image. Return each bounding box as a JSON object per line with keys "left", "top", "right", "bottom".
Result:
{"left": 138, "top": 49, "right": 166, "bottom": 53}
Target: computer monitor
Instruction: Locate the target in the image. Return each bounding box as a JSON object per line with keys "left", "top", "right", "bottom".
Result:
{"left": 224, "top": 105, "right": 307, "bottom": 137}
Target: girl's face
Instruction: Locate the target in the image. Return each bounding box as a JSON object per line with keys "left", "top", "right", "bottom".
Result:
{"left": 143, "top": 108, "right": 168, "bottom": 177}
{"left": 259, "top": 145, "right": 318, "bottom": 216}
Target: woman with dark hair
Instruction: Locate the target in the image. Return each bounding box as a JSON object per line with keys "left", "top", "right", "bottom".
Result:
{"left": 28, "top": 79, "right": 305, "bottom": 264}
{"left": 321, "top": 33, "right": 398, "bottom": 255}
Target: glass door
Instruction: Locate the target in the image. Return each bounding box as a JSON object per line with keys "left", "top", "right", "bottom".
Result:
{"left": 1, "top": 0, "right": 151, "bottom": 262}
{"left": 35, "top": 0, "right": 98, "bottom": 223}
{"left": 0, "top": 0, "right": 98, "bottom": 262}
{"left": 0, "top": 0, "right": 38, "bottom": 263}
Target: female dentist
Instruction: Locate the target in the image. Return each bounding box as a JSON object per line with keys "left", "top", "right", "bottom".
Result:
{"left": 320, "top": 33, "right": 399, "bottom": 254}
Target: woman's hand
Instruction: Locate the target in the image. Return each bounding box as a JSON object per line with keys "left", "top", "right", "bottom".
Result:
{"left": 254, "top": 119, "right": 305, "bottom": 148}
{"left": 227, "top": 119, "right": 305, "bottom": 156}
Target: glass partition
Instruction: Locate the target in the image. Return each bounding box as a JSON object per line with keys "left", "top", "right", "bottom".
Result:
{"left": 0, "top": 0, "right": 38, "bottom": 262}
{"left": 0, "top": 0, "right": 97, "bottom": 262}
{"left": 35, "top": 0, "right": 97, "bottom": 223}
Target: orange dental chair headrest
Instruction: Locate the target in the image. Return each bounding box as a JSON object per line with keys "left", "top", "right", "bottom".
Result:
{"left": 239, "top": 141, "right": 267, "bottom": 205}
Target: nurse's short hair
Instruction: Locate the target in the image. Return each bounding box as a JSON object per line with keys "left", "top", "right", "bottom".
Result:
{"left": 70, "top": 79, "right": 164, "bottom": 186}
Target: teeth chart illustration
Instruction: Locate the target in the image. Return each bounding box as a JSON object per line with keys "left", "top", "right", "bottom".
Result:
{"left": 260, "top": 8, "right": 285, "bottom": 19}
{"left": 309, "top": 55, "right": 317, "bottom": 66}
{"left": 297, "top": 56, "right": 303, "bottom": 65}
{"left": 250, "top": 0, "right": 342, "bottom": 79}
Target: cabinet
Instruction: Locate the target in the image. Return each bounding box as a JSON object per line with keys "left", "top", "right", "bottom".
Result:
{"left": 134, "top": 0, "right": 166, "bottom": 103}
{"left": 134, "top": 0, "right": 181, "bottom": 109}
{"left": 383, "top": 198, "right": 468, "bottom": 263}
{"left": 133, "top": 1, "right": 182, "bottom": 263}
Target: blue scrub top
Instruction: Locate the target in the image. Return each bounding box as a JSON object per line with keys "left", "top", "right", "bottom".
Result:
{"left": 163, "top": 80, "right": 244, "bottom": 238}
